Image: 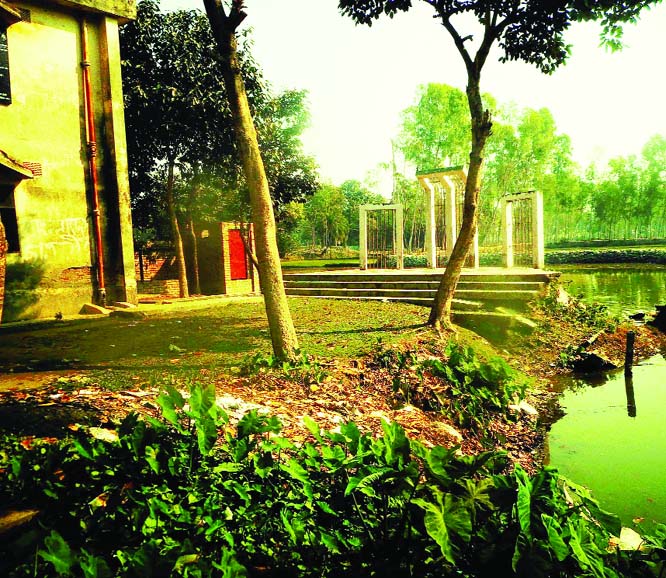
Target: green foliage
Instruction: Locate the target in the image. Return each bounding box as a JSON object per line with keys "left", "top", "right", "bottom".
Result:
{"left": 423, "top": 343, "right": 529, "bottom": 430}
{"left": 536, "top": 283, "right": 619, "bottom": 332}
{"left": 375, "top": 342, "right": 528, "bottom": 430}
{"left": 2, "top": 383, "right": 665, "bottom": 577}
{"left": 121, "top": 1, "right": 317, "bottom": 239}
{"left": 546, "top": 248, "right": 666, "bottom": 266}
{"left": 241, "top": 351, "right": 327, "bottom": 388}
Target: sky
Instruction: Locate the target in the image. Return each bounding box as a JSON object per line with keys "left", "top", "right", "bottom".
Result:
{"left": 160, "top": 0, "right": 666, "bottom": 189}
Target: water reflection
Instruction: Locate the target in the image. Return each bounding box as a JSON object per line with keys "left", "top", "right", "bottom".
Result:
{"left": 558, "top": 265, "right": 666, "bottom": 316}
{"left": 625, "top": 372, "right": 637, "bottom": 418}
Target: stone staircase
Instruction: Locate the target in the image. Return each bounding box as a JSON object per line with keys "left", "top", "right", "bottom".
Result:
{"left": 283, "top": 270, "right": 558, "bottom": 315}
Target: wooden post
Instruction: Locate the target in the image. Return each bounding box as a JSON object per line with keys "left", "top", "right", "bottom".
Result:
{"left": 624, "top": 330, "right": 635, "bottom": 375}
{"left": 625, "top": 372, "right": 637, "bottom": 418}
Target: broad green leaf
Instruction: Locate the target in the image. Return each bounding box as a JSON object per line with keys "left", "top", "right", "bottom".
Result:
{"left": 196, "top": 415, "right": 218, "bottom": 456}
{"left": 145, "top": 445, "right": 160, "bottom": 474}
{"left": 344, "top": 467, "right": 391, "bottom": 496}
{"left": 213, "top": 463, "right": 243, "bottom": 473}
{"left": 173, "top": 554, "right": 199, "bottom": 572}
{"left": 38, "top": 531, "right": 75, "bottom": 575}
{"left": 213, "top": 549, "right": 247, "bottom": 577}
{"left": 302, "top": 415, "right": 321, "bottom": 439}
{"left": 413, "top": 498, "right": 454, "bottom": 564}
{"left": 316, "top": 500, "right": 337, "bottom": 516}
{"left": 73, "top": 437, "right": 94, "bottom": 460}
{"left": 280, "top": 458, "right": 310, "bottom": 486}
{"left": 567, "top": 519, "right": 591, "bottom": 569}
{"left": 426, "top": 446, "right": 456, "bottom": 482}
{"left": 79, "top": 549, "right": 112, "bottom": 578}
{"left": 541, "top": 513, "right": 569, "bottom": 562}
{"left": 320, "top": 530, "right": 341, "bottom": 553}
{"left": 514, "top": 466, "right": 532, "bottom": 538}
{"left": 414, "top": 489, "right": 472, "bottom": 562}
{"left": 280, "top": 509, "right": 298, "bottom": 543}
{"left": 339, "top": 421, "right": 361, "bottom": 448}
{"left": 157, "top": 386, "right": 185, "bottom": 430}
{"left": 190, "top": 383, "right": 216, "bottom": 419}
{"left": 380, "top": 420, "right": 410, "bottom": 467}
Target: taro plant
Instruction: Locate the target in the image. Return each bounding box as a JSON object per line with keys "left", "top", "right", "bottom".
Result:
{"left": 1, "top": 380, "right": 665, "bottom": 577}
{"left": 422, "top": 342, "right": 529, "bottom": 430}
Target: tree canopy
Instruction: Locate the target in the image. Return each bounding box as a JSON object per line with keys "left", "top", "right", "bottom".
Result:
{"left": 121, "top": 0, "right": 317, "bottom": 237}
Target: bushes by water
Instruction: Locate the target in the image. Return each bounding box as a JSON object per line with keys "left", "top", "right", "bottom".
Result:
{"left": 546, "top": 248, "right": 666, "bottom": 266}
{"left": 386, "top": 247, "right": 666, "bottom": 268}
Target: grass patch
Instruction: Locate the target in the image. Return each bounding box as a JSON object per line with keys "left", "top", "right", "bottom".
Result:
{"left": 0, "top": 298, "right": 427, "bottom": 388}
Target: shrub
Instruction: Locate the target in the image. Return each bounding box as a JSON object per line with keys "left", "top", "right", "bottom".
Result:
{"left": 1, "top": 383, "right": 665, "bottom": 577}
{"left": 546, "top": 248, "right": 666, "bottom": 265}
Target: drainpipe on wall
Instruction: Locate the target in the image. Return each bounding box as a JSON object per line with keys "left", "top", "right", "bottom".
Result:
{"left": 80, "top": 17, "right": 106, "bottom": 306}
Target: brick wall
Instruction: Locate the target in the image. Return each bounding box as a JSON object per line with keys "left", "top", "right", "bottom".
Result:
{"left": 137, "top": 279, "right": 180, "bottom": 296}
{"left": 135, "top": 251, "right": 178, "bottom": 281}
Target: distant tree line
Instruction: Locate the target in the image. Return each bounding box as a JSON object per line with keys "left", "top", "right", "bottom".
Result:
{"left": 390, "top": 83, "right": 666, "bottom": 250}
{"left": 282, "top": 83, "right": 666, "bottom": 259}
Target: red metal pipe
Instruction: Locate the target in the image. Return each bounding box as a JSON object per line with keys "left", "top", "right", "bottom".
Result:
{"left": 80, "top": 18, "right": 106, "bottom": 305}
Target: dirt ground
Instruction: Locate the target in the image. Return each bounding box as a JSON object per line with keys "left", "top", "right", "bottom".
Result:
{"left": 1, "top": 296, "right": 664, "bottom": 476}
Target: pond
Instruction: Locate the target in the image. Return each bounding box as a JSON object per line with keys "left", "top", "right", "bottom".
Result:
{"left": 557, "top": 264, "right": 666, "bottom": 316}
{"left": 548, "top": 264, "right": 666, "bottom": 529}
{"left": 549, "top": 356, "right": 666, "bottom": 529}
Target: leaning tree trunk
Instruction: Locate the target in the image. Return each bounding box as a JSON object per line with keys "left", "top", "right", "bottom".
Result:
{"left": 166, "top": 160, "right": 189, "bottom": 298}
{"left": 429, "top": 73, "right": 492, "bottom": 330}
{"left": 204, "top": 0, "right": 299, "bottom": 361}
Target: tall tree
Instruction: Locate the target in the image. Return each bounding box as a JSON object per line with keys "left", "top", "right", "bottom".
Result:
{"left": 339, "top": 0, "right": 659, "bottom": 330}
{"left": 398, "top": 83, "right": 471, "bottom": 170}
{"left": 203, "top": 0, "right": 299, "bottom": 361}
{"left": 304, "top": 184, "right": 349, "bottom": 248}
{"left": 121, "top": 0, "right": 262, "bottom": 297}
{"left": 340, "top": 180, "right": 384, "bottom": 247}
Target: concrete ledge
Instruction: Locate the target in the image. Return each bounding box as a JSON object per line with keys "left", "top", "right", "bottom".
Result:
{"left": 80, "top": 303, "right": 111, "bottom": 316}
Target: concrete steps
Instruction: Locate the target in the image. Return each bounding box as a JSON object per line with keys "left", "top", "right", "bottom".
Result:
{"left": 283, "top": 268, "right": 558, "bottom": 312}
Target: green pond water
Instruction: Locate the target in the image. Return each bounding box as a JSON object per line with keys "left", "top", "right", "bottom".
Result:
{"left": 548, "top": 265, "right": 666, "bottom": 529}
{"left": 558, "top": 264, "right": 666, "bottom": 316}
{"left": 549, "top": 356, "right": 666, "bottom": 528}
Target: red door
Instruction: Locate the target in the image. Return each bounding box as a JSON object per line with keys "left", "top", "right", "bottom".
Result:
{"left": 228, "top": 229, "right": 248, "bottom": 280}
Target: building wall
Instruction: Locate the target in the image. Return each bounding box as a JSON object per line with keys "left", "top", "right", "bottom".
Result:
{"left": 0, "top": 0, "right": 136, "bottom": 320}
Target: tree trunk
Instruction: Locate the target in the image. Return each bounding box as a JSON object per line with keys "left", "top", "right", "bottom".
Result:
{"left": 204, "top": 1, "right": 299, "bottom": 361}
{"left": 138, "top": 249, "right": 145, "bottom": 282}
{"left": 188, "top": 216, "right": 201, "bottom": 295}
{"left": 429, "top": 73, "right": 492, "bottom": 330}
{"left": 166, "top": 160, "right": 189, "bottom": 298}
{"left": 187, "top": 174, "right": 202, "bottom": 295}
